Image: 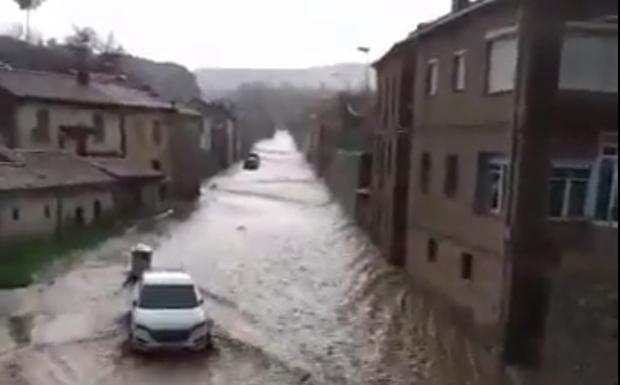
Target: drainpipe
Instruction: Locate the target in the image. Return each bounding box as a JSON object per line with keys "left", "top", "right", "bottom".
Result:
{"left": 502, "top": 0, "right": 565, "bottom": 367}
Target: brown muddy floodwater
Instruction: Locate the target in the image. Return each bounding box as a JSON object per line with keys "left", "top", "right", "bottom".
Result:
{"left": 0, "top": 132, "right": 437, "bottom": 385}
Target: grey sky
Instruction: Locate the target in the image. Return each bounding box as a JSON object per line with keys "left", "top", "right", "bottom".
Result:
{"left": 1, "top": 0, "right": 450, "bottom": 69}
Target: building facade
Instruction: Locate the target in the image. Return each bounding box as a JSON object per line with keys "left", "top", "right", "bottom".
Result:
{"left": 188, "top": 98, "right": 241, "bottom": 178}
{"left": 0, "top": 68, "right": 203, "bottom": 200}
{"left": 369, "top": 0, "right": 617, "bottom": 380}
{"left": 371, "top": 39, "right": 416, "bottom": 266}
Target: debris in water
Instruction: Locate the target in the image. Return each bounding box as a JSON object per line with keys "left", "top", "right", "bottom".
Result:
{"left": 8, "top": 314, "right": 33, "bottom": 346}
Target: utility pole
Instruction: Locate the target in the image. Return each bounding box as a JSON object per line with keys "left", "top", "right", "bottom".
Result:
{"left": 357, "top": 46, "right": 371, "bottom": 94}
{"left": 503, "top": 0, "right": 565, "bottom": 367}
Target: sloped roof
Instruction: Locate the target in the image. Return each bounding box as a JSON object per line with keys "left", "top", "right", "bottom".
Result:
{"left": 87, "top": 157, "right": 163, "bottom": 179}
{"left": 0, "top": 69, "right": 174, "bottom": 110}
{"left": 0, "top": 149, "right": 115, "bottom": 191}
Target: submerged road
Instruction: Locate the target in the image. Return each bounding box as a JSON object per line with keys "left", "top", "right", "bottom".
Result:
{"left": 0, "top": 131, "right": 436, "bottom": 385}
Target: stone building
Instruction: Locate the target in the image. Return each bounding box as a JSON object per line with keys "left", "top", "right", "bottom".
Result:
{"left": 369, "top": 0, "right": 617, "bottom": 381}
{"left": 188, "top": 98, "right": 241, "bottom": 177}
{"left": 0, "top": 147, "right": 162, "bottom": 243}
{"left": 370, "top": 39, "right": 416, "bottom": 266}
{"left": 0, "top": 68, "right": 202, "bottom": 199}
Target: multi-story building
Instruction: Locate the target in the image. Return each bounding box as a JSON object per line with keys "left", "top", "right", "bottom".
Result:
{"left": 371, "top": 0, "right": 617, "bottom": 380}
{"left": 0, "top": 147, "right": 163, "bottom": 242}
{"left": 188, "top": 98, "right": 241, "bottom": 177}
{"left": 371, "top": 39, "right": 416, "bottom": 266}
{"left": 0, "top": 68, "right": 203, "bottom": 199}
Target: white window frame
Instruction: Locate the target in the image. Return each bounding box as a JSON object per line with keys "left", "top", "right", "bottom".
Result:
{"left": 548, "top": 162, "right": 592, "bottom": 221}
{"left": 488, "top": 157, "right": 508, "bottom": 214}
{"left": 590, "top": 134, "right": 618, "bottom": 227}
{"left": 427, "top": 59, "right": 439, "bottom": 96}
{"left": 486, "top": 36, "right": 518, "bottom": 94}
{"left": 453, "top": 50, "right": 467, "bottom": 92}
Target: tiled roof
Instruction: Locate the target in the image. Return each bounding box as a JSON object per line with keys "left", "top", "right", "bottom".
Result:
{"left": 87, "top": 157, "right": 163, "bottom": 179}
{"left": 0, "top": 149, "right": 115, "bottom": 191}
{"left": 0, "top": 69, "right": 174, "bottom": 110}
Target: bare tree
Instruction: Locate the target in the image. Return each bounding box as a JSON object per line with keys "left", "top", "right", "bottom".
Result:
{"left": 12, "top": 0, "right": 47, "bottom": 42}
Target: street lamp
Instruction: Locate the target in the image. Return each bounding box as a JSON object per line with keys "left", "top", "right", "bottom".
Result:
{"left": 357, "top": 46, "right": 371, "bottom": 93}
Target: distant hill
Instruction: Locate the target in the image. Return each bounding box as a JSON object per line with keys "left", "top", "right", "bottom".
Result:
{"left": 0, "top": 36, "right": 201, "bottom": 103}
{"left": 195, "top": 63, "right": 370, "bottom": 97}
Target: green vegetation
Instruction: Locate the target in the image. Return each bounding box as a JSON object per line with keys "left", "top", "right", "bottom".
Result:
{"left": 0, "top": 226, "right": 120, "bottom": 289}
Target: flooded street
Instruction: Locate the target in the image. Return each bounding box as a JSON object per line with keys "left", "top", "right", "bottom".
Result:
{"left": 0, "top": 131, "right": 435, "bottom": 385}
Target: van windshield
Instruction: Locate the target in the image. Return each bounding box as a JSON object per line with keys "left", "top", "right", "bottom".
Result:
{"left": 139, "top": 284, "right": 199, "bottom": 309}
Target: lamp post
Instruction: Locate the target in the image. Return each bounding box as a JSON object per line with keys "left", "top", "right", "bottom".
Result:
{"left": 357, "top": 46, "right": 371, "bottom": 93}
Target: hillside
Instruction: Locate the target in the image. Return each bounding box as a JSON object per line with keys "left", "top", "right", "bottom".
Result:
{"left": 195, "top": 63, "right": 370, "bottom": 97}
{"left": 0, "top": 36, "right": 201, "bottom": 103}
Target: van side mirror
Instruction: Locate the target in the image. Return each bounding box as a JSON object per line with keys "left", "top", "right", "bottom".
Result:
{"left": 198, "top": 298, "right": 204, "bottom": 305}
{"left": 132, "top": 300, "right": 138, "bottom": 307}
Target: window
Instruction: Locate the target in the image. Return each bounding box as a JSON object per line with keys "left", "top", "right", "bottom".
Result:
{"left": 152, "top": 120, "right": 162, "bottom": 146}
{"left": 93, "top": 113, "right": 105, "bottom": 142}
{"left": 421, "top": 152, "right": 432, "bottom": 194}
{"left": 594, "top": 141, "right": 618, "bottom": 224}
{"left": 139, "top": 284, "right": 198, "bottom": 309}
{"left": 487, "top": 37, "right": 518, "bottom": 94}
{"left": 488, "top": 162, "right": 507, "bottom": 213}
{"left": 549, "top": 165, "right": 591, "bottom": 219}
{"left": 151, "top": 160, "right": 162, "bottom": 172}
{"left": 427, "top": 238, "right": 438, "bottom": 263}
{"left": 452, "top": 50, "right": 467, "bottom": 92}
{"left": 426, "top": 59, "right": 439, "bottom": 96}
{"left": 461, "top": 253, "right": 474, "bottom": 280}
{"left": 93, "top": 200, "right": 102, "bottom": 221}
{"left": 444, "top": 155, "right": 459, "bottom": 198}
{"left": 44, "top": 205, "right": 51, "bottom": 219}
{"left": 12, "top": 208, "right": 20, "bottom": 221}
{"left": 32, "top": 108, "right": 50, "bottom": 143}
{"left": 75, "top": 207, "right": 85, "bottom": 226}
{"left": 475, "top": 154, "right": 508, "bottom": 214}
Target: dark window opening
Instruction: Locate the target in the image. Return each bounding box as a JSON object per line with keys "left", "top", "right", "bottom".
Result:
{"left": 44, "top": 205, "right": 51, "bottom": 219}
{"left": 151, "top": 160, "right": 162, "bottom": 172}
{"left": 12, "top": 208, "right": 20, "bottom": 221}
{"left": 474, "top": 153, "right": 508, "bottom": 215}
{"left": 75, "top": 207, "right": 85, "bottom": 227}
{"left": 32, "top": 108, "right": 51, "bottom": 143}
{"left": 444, "top": 155, "right": 459, "bottom": 198}
{"left": 93, "top": 200, "right": 102, "bottom": 221}
{"left": 427, "top": 239, "right": 438, "bottom": 263}
{"left": 421, "top": 152, "right": 432, "bottom": 194}
{"left": 461, "top": 252, "right": 474, "bottom": 280}
{"left": 152, "top": 121, "right": 162, "bottom": 145}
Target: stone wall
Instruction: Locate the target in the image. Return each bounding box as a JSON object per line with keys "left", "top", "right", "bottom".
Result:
{"left": 323, "top": 150, "right": 364, "bottom": 220}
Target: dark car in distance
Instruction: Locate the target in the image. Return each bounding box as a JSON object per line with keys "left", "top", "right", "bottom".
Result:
{"left": 243, "top": 153, "right": 260, "bottom": 170}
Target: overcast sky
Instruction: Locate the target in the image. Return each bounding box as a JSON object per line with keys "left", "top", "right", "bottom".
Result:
{"left": 1, "top": 0, "right": 450, "bottom": 70}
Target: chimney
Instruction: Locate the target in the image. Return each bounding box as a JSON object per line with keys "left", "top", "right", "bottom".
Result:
{"left": 77, "top": 70, "right": 90, "bottom": 86}
{"left": 452, "top": 0, "right": 470, "bottom": 12}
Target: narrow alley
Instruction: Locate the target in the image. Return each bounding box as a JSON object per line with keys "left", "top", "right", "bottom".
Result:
{"left": 0, "top": 131, "right": 436, "bottom": 385}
